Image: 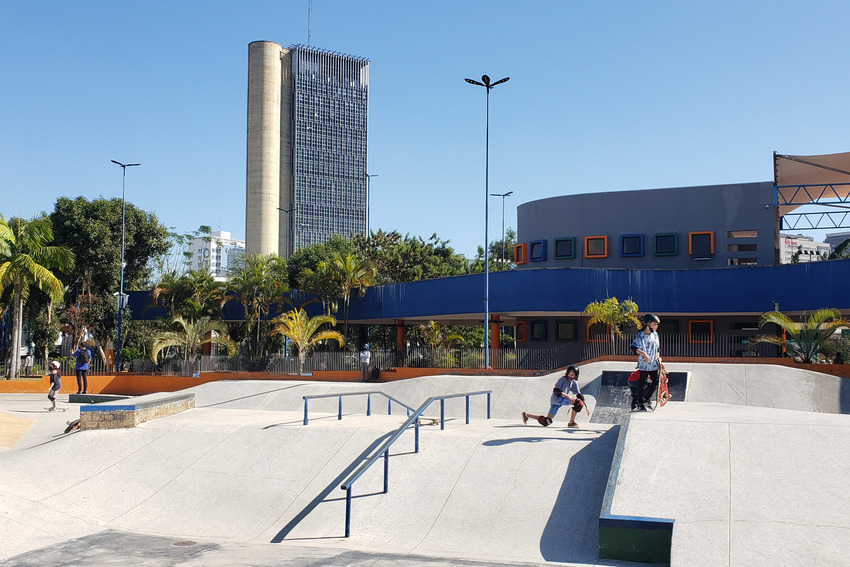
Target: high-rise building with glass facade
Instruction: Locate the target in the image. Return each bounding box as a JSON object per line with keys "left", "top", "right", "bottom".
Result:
{"left": 246, "top": 41, "right": 369, "bottom": 258}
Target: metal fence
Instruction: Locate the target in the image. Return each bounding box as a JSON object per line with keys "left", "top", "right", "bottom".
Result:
{"left": 128, "top": 333, "right": 780, "bottom": 376}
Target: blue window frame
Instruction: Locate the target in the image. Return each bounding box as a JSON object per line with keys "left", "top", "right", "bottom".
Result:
{"left": 529, "top": 239, "right": 547, "bottom": 262}
{"left": 531, "top": 320, "right": 548, "bottom": 341}
{"left": 621, "top": 234, "right": 644, "bottom": 257}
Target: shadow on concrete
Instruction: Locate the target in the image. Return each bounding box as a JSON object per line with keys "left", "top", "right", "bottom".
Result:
{"left": 270, "top": 431, "right": 394, "bottom": 543}
{"left": 539, "top": 426, "right": 620, "bottom": 563}
{"left": 197, "top": 383, "right": 306, "bottom": 408}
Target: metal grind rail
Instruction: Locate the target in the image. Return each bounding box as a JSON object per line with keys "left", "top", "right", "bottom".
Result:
{"left": 302, "top": 391, "right": 417, "bottom": 425}
{"left": 338, "top": 390, "right": 491, "bottom": 537}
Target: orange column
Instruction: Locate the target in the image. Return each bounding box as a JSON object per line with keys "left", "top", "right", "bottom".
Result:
{"left": 489, "top": 315, "right": 500, "bottom": 369}
{"left": 396, "top": 320, "right": 405, "bottom": 352}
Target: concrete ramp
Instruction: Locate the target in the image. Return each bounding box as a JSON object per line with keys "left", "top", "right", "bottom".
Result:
{"left": 0, "top": 397, "right": 619, "bottom": 565}
{"left": 590, "top": 370, "right": 689, "bottom": 425}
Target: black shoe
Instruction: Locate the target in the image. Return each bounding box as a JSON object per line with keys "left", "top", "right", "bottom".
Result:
{"left": 638, "top": 406, "right": 647, "bottom": 411}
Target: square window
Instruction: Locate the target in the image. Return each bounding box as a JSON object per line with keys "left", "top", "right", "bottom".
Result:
{"left": 689, "top": 320, "right": 714, "bottom": 343}
{"left": 689, "top": 231, "right": 714, "bottom": 259}
{"left": 655, "top": 233, "right": 678, "bottom": 256}
{"left": 584, "top": 236, "right": 608, "bottom": 258}
{"left": 529, "top": 240, "right": 547, "bottom": 262}
{"left": 531, "top": 321, "right": 547, "bottom": 341}
{"left": 515, "top": 243, "right": 528, "bottom": 265}
{"left": 516, "top": 321, "right": 529, "bottom": 342}
{"left": 586, "top": 322, "right": 609, "bottom": 343}
{"left": 555, "top": 320, "right": 577, "bottom": 341}
{"left": 554, "top": 237, "right": 576, "bottom": 259}
{"left": 621, "top": 234, "right": 644, "bottom": 257}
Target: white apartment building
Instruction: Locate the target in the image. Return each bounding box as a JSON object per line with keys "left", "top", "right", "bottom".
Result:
{"left": 779, "top": 233, "right": 831, "bottom": 264}
{"left": 189, "top": 231, "right": 245, "bottom": 281}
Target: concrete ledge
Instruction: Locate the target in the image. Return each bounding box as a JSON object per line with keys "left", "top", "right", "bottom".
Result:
{"left": 599, "top": 415, "right": 674, "bottom": 565}
{"left": 79, "top": 392, "right": 195, "bottom": 430}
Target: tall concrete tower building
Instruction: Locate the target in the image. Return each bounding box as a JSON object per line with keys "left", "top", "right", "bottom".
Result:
{"left": 246, "top": 41, "right": 369, "bottom": 258}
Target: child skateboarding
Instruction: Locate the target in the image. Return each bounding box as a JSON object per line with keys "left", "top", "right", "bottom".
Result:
{"left": 47, "top": 360, "right": 61, "bottom": 412}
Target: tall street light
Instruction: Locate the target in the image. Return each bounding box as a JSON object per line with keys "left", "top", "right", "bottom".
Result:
{"left": 465, "top": 74, "right": 509, "bottom": 368}
{"left": 111, "top": 160, "right": 140, "bottom": 372}
{"left": 490, "top": 190, "right": 513, "bottom": 265}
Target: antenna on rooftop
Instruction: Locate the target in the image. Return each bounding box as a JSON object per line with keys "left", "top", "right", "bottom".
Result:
{"left": 307, "top": 0, "right": 312, "bottom": 46}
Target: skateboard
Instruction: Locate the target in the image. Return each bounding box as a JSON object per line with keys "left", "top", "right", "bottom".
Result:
{"left": 417, "top": 417, "right": 441, "bottom": 426}
{"left": 64, "top": 419, "right": 81, "bottom": 434}
{"left": 657, "top": 363, "right": 671, "bottom": 407}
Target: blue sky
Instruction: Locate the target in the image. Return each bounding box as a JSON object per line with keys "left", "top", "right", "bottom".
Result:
{"left": 2, "top": 1, "right": 848, "bottom": 258}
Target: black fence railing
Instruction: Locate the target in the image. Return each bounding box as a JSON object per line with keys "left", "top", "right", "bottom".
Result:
{"left": 127, "top": 333, "right": 781, "bottom": 376}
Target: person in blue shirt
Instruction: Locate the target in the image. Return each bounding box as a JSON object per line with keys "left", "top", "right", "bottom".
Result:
{"left": 72, "top": 343, "right": 92, "bottom": 394}
{"left": 522, "top": 365, "right": 586, "bottom": 428}
{"left": 630, "top": 314, "right": 662, "bottom": 410}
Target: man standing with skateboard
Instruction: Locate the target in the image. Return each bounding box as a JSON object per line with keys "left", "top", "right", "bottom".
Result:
{"left": 631, "top": 314, "right": 661, "bottom": 410}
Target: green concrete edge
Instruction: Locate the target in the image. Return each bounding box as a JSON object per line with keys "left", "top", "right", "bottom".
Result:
{"left": 599, "top": 525, "right": 672, "bottom": 564}
{"left": 598, "top": 414, "right": 674, "bottom": 565}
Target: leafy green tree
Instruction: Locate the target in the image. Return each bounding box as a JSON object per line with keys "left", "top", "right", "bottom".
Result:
{"left": 299, "top": 260, "right": 341, "bottom": 316}
{"left": 351, "top": 230, "right": 469, "bottom": 284}
{"left": 753, "top": 308, "right": 850, "bottom": 363}
{"left": 152, "top": 268, "right": 229, "bottom": 321}
{"left": 50, "top": 196, "right": 169, "bottom": 296}
{"left": 583, "top": 297, "right": 641, "bottom": 355}
{"left": 471, "top": 228, "right": 517, "bottom": 272}
{"left": 227, "top": 254, "right": 289, "bottom": 358}
{"left": 270, "top": 308, "right": 344, "bottom": 374}
{"left": 150, "top": 316, "right": 236, "bottom": 364}
{"left": 287, "top": 234, "right": 353, "bottom": 289}
{"left": 0, "top": 216, "right": 74, "bottom": 378}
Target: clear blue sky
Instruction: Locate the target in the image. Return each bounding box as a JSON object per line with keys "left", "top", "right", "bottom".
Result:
{"left": 2, "top": 1, "right": 848, "bottom": 258}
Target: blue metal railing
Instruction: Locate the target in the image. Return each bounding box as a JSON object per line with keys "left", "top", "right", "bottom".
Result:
{"left": 302, "top": 391, "right": 417, "bottom": 425}
{"left": 338, "top": 390, "right": 491, "bottom": 537}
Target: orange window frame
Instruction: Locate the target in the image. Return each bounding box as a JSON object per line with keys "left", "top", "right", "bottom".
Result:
{"left": 688, "top": 231, "right": 715, "bottom": 255}
{"left": 586, "top": 322, "right": 610, "bottom": 343}
{"left": 584, "top": 235, "right": 608, "bottom": 258}
{"left": 516, "top": 321, "right": 529, "bottom": 342}
{"left": 688, "top": 320, "right": 714, "bottom": 343}
{"left": 515, "top": 243, "right": 528, "bottom": 265}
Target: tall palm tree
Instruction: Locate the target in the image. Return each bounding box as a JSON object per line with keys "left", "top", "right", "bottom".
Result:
{"left": 326, "top": 252, "right": 376, "bottom": 340}
{"left": 227, "top": 254, "right": 289, "bottom": 357}
{"left": 754, "top": 308, "right": 850, "bottom": 363}
{"left": 0, "top": 216, "right": 74, "bottom": 379}
{"left": 583, "top": 297, "right": 641, "bottom": 355}
{"left": 270, "top": 308, "right": 344, "bottom": 374}
{"left": 149, "top": 316, "right": 236, "bottom": 365}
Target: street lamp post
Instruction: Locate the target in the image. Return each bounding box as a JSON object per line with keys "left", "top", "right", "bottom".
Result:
{"left": 490, "top": 190, "right": 513, "bottom": 265}
{"left": 111, "top": 160, "right": 140, "bottom": 372}
{"left": 465, "top": 74, "right": 509, "bottom": 368}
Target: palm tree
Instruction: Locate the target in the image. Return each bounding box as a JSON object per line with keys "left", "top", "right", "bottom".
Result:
{"left": 0, "top": 216, "right": 74, "bottom": 379}
{"left": 149, "top": 316, "right": 236, "bottom": 366}
{"left": 270, "top": 308, "right": 344, "bottom": 374}
{"left": 753, "top": 308, "right": 850, "bottom": 363}
{"left": 418, "top": 320, "right": 465, "bottom": 367}
{"left": 227, "top": 254, "right": 289, "bottom": 357}
{"left": 583, "top": 297, "right": 641, "bottom": 355}
{"left": 326, "top": 252, "right": 376, "bottom": 340}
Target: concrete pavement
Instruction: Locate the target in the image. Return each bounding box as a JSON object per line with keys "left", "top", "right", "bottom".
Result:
{"left": 1, "top": 362, "right": 849, "bottom": 566}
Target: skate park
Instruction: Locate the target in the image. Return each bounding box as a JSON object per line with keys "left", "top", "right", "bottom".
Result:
{"left": 1, "top": 361, "right": 849, "bottom": 567}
